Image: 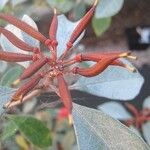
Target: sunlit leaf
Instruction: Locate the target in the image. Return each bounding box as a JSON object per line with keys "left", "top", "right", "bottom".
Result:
{"left": 97, "top": 102, "right": 132, "bottom": 120}
{"left": 57, "top": 15, "right": 85, "bottom": 57}
{"left": 92, "top": 17, "right": 111, "bottom": 37}
{"left": 8, "top": 115, "right": 52, "bottom": 148}
{"left": 72, "top": 60, "right": 144, "bottom": 100}
{"left": 95, "top": 0, "right": 124, "bottom": 18}
{"left": 0, "top": 66, "right": 23, "bottom": 86}
{"left": 72, "top": 103, "right": 149, "bottom": 150}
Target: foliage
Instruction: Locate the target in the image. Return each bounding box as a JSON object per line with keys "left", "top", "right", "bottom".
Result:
{"left": 98, "top": 96, "right": 150, "bottom": 145}
{"left": 0, "top": 0, "right": 125, "bottom": 37}
{"left": 0, "top": 0, "right": 148, "bottom": 149}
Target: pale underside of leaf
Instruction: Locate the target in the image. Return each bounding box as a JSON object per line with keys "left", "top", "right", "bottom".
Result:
{"left": 72, "top": 103, "right": 149, "bottom": 150}
{"left": 21, "top": 15, "right": 40, "bottom": 48}
{"left": 0, "top": 86, "right": 16, "bottom": 115}
{"left": 95, "top": 0, "right": 124, "bottom": 18}
{"left": 142, "top": 122, "right": 150, "bottom": 145}
{"left": 0, "top": 24, "right": 30, "bottom": 68}
{"left": 57, "top": 15, "right": 85, "bottom": 57}
{"left": 97, "top": 102, "right": 132, "bottom": 120}
{"left": 71, "top": 59, "right": 144, "bottom": 100}
{"left": 143, "top": 96, "right": 150, "bottom": 109}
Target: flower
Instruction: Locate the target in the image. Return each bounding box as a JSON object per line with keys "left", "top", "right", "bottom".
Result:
{"left": 0, "top": 0, "right": 136, "bottom": 113}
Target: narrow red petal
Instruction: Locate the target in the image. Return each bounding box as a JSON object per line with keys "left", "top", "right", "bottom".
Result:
{"left": 0, "top": 27, "right": 38, "bottom": 52}
{"left": 11, "top": 73, "right": 43, "bottom": 102}
{"left": 57, "top": 74, "right": 73, "bottom": 113}
{"left": 0, "top": 51, "right": 33, "bottom": 62}
{"left": 0, "top": 13, "right": 47, "bottom": 43}
{"left": 20, "top": 57, "right": 48, "bottom": 80}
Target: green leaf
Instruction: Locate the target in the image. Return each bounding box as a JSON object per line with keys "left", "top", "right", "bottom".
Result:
{"left": 72, "top": 103, "right": 150, "bottom": 150}
{"left": 92, "top": 17, "right": 111, "bottom": 37}
{"left": 0, "top": 66, "right": 23, "bottom": 86}
{"left": 95, "top": 0, "right": 124, "bottom": 18}
{"left": 73, "top": 2, "right": 86, "bottom": 20}
{"left": 47, "top": 0, "right": 74, "bottom": 13}
{"left": 2, "top": 121, "right": 18, "bottom": 141}
{"left": 8, "top": 115, "right": 52, "bottom": 148}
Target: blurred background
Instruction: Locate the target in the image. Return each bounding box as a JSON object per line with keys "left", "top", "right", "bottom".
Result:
{"left": 0, "top": 0, "right": 150, "bottom": 149}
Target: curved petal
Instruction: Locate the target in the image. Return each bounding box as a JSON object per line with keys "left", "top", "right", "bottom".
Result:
{"left": 97, "top": 102, "right": 132, "bottom": 120}
{"left": 0, "top": 24, "right": 30, "bottom": 68}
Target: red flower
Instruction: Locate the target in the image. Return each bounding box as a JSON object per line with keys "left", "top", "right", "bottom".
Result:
{"left": 0, "top": 0, "right": 136, "bottom": 113}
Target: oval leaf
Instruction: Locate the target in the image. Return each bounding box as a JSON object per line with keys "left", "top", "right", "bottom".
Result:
{"left": 95, "top": 0, "right": 124, "bottom": 18}
{"left": 92, "top": 17, "right": 111, "bottom": 37}
{"left": 72, "top": 103, "right": 149, "bottom": 150}
{"left": 0, "top": 66, "right": 23, "bottom": 86}
{"left": 97, "top": 102, "right": 132, "bottom": 120}
{"left": 8, "top": 115, "right": 52, "bottom": 148}
{"left": 72, "top": 60, "right": 144, "bottom": 100}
